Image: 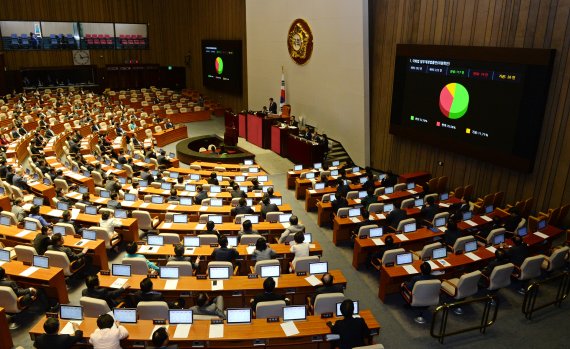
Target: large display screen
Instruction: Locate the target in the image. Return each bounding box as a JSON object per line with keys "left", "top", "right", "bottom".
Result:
{"left": 202, "top": 40, "right": 243, "bottom": 94}
{"left": 390, "top": 45, "right": 555, "bottom": 172}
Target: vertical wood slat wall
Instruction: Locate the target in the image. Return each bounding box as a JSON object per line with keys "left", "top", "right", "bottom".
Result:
{"left": 370, "top": 0, "right": 570, "bottom": 215}
{"left": 0, "top": 0, "right": 247, "bottom": 111}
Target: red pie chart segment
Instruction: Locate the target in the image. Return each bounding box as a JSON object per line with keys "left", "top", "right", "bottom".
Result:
{"left": 439, "top": 83, "right": 469, "bottom": 119}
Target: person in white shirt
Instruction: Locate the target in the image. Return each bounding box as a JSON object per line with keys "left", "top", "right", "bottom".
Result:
{"left": 290, "top": 231, "right": 310, "bottom": 270}
{"left": 99, "top": 211, "right": 122, "bottom": 240}
{"left": 89, "top": 314, "right": 129, "bottom": 349}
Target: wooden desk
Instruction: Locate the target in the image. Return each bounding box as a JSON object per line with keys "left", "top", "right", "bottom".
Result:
{"left": 191, "top": 161, "right": 261, "bottom": 172}
{"left": 168, "top": 167, "right": 269, "bottom": 179}
{"left": 29, "top": 182, "right": 56, "bottom": 207}
{"left": 457, "top": 210, "right": 511, "bottom": 232}
{"left": 287, "top": 135, "right": 322, "bottom": 166}
{"left": 398, "top": 171, "right": 431, "bottom": 186}
{"left": 154, "top": 125, "right": 188, "bottom": 147}
{"left": 0, "top": 308, "right": 13, "bottom": 349}
{"left": 2, "top": 260, "right": 69, "bottom": 303}
{"left": 352, "top": 229, "right": 444, "bottom": 269}
{"left": 29, "top": 310, "right": 380, "bottom": 348}
{"left": 157, "top": 221, "right": 291, "bottom": 237}
{"left": 0, "top": 195, "right": 11, "bottom": 211}
{"left": 378, "top": 246, "right": 495, "bottom": 302}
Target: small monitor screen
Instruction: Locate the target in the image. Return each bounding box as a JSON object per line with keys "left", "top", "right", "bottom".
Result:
{"left": 283, "top": 306, "right": 306, "bottom": 322}
{"left": 262, "top": 185, "right": 273, "bottom": 193}
{"left": 279, "top": 213, "right": 292, "bottom": 223}
{"left": 358, "top": 191, "right": 367, "bottom": 199}
{"left": 335, "top": 301, "right": 359, "bottom": 317}
{"left": 414, "top": 199, "right": 424, "bottom": 207}
{"left": 209, "top": 215, "right": 223, "bottom": 224}
{"left": 234, "top": 175, "right": 245, "bottom": 182}
{"left": 384, "top": 187, "right": 394, "bottom": 194}
{"left": 112, "top": 264, "right": 131, "bottom": 277}
{"left": 270, "top": 197, "right": 282, "bottom": 206}
{"left": 517, "top": 226, "right": 528, "bottom": 237}
{"left": 60, "top": 305, "right": 83, "bottom": 321}
{"left": 464, "top": 240, "right": 478, "bottom": 253}
{"left": 440, "top": 193, "right": 449, "bottom": 201}
{"left": 294, "top": 165, "right": 303, "bottom": 171}
{"left": 82, "top": 229, "right": 96, "bottom": 240}
{"left": 169, "top": 309, "right": 193, "bottom": 324}
{"left": 309, "top": 262, "right": 328, "bottom": 275}
{"left": 185, "top": 184, "right": 196, "bottom": 192}
{"left": 243, "top": 159, "right": 253, "bottom": 165}
{"left": 85, "top": 205, "right": 97, "bottom": 215}
{"left": 260, "top": 265, "right": 280, "bottom": 278}
{"left": 24, "top": 221, "right": 37, "bottom": 231}
{"left": 396, "top": 252, "right": 413, "bottom": 265}
{"left": 169, "top": 152, "right": 176, "bottom": 159}
{"left": 329, "top": 194, "right": 336, "bottom": 202}
{"left": 243, "top": 215, "right": 259, "bottom": 224}
{"left": 240, "top": 186, "right": 249, "bottom": 193}
{"left": 43, "top": 178, "right": 51, "bottom": 185}
{"left": 0, "top": 216, "right": 9, "bottom": 226}
{"left": 210, "top": 185, "right": 221, "bottom": 193}
{"left": 305, "top": 172, "right": 315, "bottom": 179}
{"left": 485, "top": 205, "right": 494, "bottom": 214}
{"left": 180, "top": 197, "right": 193, "bottom": 206}
{"left": 210, "top": 198, "right": 223, "bottom": 207}
{"left": 160, "top": 266, "right": 179, "bottom": 279}
{"left": 184, "top": 236, "right": 200, "bottom": 247}
{"left": 118, "top": 176, "right": 126, "bottom": 183}
{"left": 227, "top": 236, "right": 238, "bottom": 248}
{"left": 147, "top": 235, "right": 164, "bottom": 246}
{"left": 462, "top": 211, "right": 472, "bottom": 221}
{"left": 33, "top": 197, "right": 44, "bottom": 206}
{"left": 537, "top": 220, "right": 547, "bottom": 230}
{"left": 161, "top": 182, "right": 173, "bottom": 190}
{"left": 138, "top": 180, "right": 148, "bottom": 187}
{"left": 33, "top": 255, "right": 49, "bottom": 268}
{"left": 0, "top": 249, "right": 11, "bottom": 262}
{"left": 432, "top": 247, "right": 447, "bottom": 259}
{"left": 170, "top": 172, "right": 179, "bottom": 179}
{"left": 369, "top": 227, "right": 383, "bottom": 238}
{"left": 304, "top": 233, "right": 312, "bottom": 243}
{"left": 190, "top": 174, "right": 200, "bottom": 181}
{"left": 209, "top": 266, "right": 230, "bottom": 279}
{"left": 245, "top": 198, "right": 253, "bottom": 206}
{"left": 348, "top": 208, "right": 360, "bottom": 217}
{"left": 407, "top": 182, "right": 415, "bottom": 190}
{"left": 113, "top": 308, "right": 137, "bottom": 323}
{"left": 248, "top": 167, "right": 259, "bottom": 173}
{"left": 330, "top": 170, "right": 339, "bottom": 176}
{"left": 100, "top": 190, "right": 110, "bottom": 198}
{"left": 227, "top": 308, "right": 251, "bottom": 324}
{"left": 332, "top": 160, "right": 340, "bottom": 167}
{"left": 53, "top": 225, "right": 66, "bottom": 235}
{"left": 78, "top": 186, "right": 89, "bottom": 194}
{"left": 360, "top": 177, "right": 368, "bottom": 184}
{"left": 258, "top": 175, "right": 268, "bottom": 182}
{"left": 493, "top": 234, "right": 505, "bottom": 245}
{"left": 151, "top": 170, "right": 159, "bottom": 176}
{"left": 314, "top": 182, "right": 325, "bottom": 190}
{"left": 114, "top": 209, "right": 127, "bottom": 219}
{"left": 124, "top": 193, "right": 136, "bottom": 202}
{"left": 404, "top": 222, "right": 416, "bottom": 233}
{"left": 313, "top": 163, "right": 322, "bottom": 169}
{"left": 173, "top": 214, "right": 188, "bottom": 223}
{"left": 151, "top": 196, "right": 164, "bottom": 204}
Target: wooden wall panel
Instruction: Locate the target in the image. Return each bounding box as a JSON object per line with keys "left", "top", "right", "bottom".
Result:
{"left": 0, "top": 0, "right": 247, "bottom": 111}
{"left": 370, "top": 0, "right": 570, "bottom": 215}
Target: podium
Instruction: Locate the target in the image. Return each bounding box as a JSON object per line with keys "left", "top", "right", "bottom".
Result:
{"left": 286, "top": 134, "right": 322, "bottom": 165}
{"left": 271, "top": 125, "right": 298, "bottom": 156}
{"left": 238, "top": 113, "right": 247, "bottom": 138}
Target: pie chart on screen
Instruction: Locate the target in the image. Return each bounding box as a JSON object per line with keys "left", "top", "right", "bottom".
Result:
{"left": 439, "top": 83, "right": 469, "bottom": 119}
{"left": 215, "top": 57, "right": 224, "bottom": 75}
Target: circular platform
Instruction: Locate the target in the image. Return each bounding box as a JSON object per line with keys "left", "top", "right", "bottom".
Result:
{"left": 176, "top": 135, "right": 255, "bottom": 165}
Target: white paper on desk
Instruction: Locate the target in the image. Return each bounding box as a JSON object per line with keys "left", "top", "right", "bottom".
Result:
{"left": 255, "top": 193, "right": 262, "bottom": 197}
{"left": 480, "top": 215, "right": 493, "bottom": 222}
{"left": 184, "top": 247, "right": 195, "bottom": 256}
{"left": 281, "top": 223, "right": 290, "bottom": 229}
{"left": 464, "top": 252, "right": 481, "bottom": 261}
{"left": 121, "top": 201, "right": 133, "bottom": 207}
{"left": 0, "top": 261, "right": 5, "bottom": 266}
{"left": 138, "top": 245, "right": 153, "bottom": 253}
{"left": 163, "top": 190, "right": 170, "bottom": 195}
{"left": 95, "top": 198, "right": 106, "bottom": 204}
{"left": 150, "top": 325, "right": 169, "bottom": 339}
{"left": 139, "top": 202, "right": 150, "bottom": 208}
{"left": 309, "top": 244, "right": 316, "bottom": 248}
{"left": 486, "top": 246, "right": 497, "bottom": 253}
{"left": 396, "top": 234, "right": 409, "bottom": 242}
{"left": 437, "top": 259, "right": 451, "bottom": 267}
{"left": 209, "top": 193, "right": 217, "bottom": 198}
{"left": 173, "top": 324, "right": 191, "bottom": 339}
{"left": 162, "top": 223, "right": 172, "bottom": 229}
{"left": 16, "top": 230, "right": 32, "bottom": 237}
{"left": 353, "top": 198, "right": 361, "bottom": 204}
{"left": 464, "top": 220, "right": 477, "bottom": 227}
{"left": 372, "top": 238, "right": 384, "bottom": 246}
{"left": 22, "top": 203, "right": 33, "bottom": 211}
{"left": 20, "top": 266, "right": 39, "bottom": 277}
{"left": 281, "top": 321, "right": 300, "bottom": 336}
{"left": 350, "top": 217, "right": 361, "bottom": 224}
{"left": 439, "top": 227, "right": 448, "bottom": 232}
{"left": 246, "top": 246, "right": 255, "bottom": 254}
{"left": 167, "top": 205, "right": 177, "bottom": 210}
{"left": 71, "top": 208, "right": 81, "bottom": 220}
{"left": 48, "top": 209, "right": 63, "bottom": 217}
{"left": 110, "top": 277, "right": 128, "bottom": 289}
{"left": 195, "top": 223, "right": 206, "bottom": 230}
{"left": 380, "top": 195, "right": 390, "bottom": 200}
{"left": 408, "top": 190, "right": 417, "bottom": 194}
{"left": 60, "top": 321, "right": 82, "bottom": 335}
{"left": 375, "top": 213, "right": 386, "bottom": 220}
{"left": 165, "top": 279, "right": 178, "bottom": 290}
{"left": 439, "top": 203, "right": 450, "bottom": 208}
{"left": 75, "top": 239, "right": 89, "bottom": 246}
{"left": 199, "top": 206, "right": 208, "bottom": 211}
{"left": 209, "top": 324, "right": 224, "bottom": 338}
{"left": 403, "top": 265, "right": 418, "bottom": 274}
{"left": 288, "top": 171, "right": 294, "bottom": 174}
{"left": 534, "top": 232, "right": 549, "bottom": 239}
{"left": 251, "top": 206, "right": 256, "bottom": 212}
{"left": 305, "top": 274, "right": 322, "bottom": 286}
{"left": 308, "top": 189, "right": 316, "bottom": 194}
{"left": 211, "top": 280, "right": 224, "bottom": 291}
{"left": 427, "top": 260, "right": 440, "bottom": 270}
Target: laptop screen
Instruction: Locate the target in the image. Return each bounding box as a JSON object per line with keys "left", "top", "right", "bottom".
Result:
{"left": 464, "top": 240, "right": 478, "bottom": 253}
{"left": 434, "top": 217, "right": 446, "bottom": 227}
{"left": 313, "top": 163, "right": 322, "bottom": 169}
{"left": 270, "top": 197, "right": 282, "bottom": 206}
{"left": 294, "top": 165, "right": 303, "bottom": 171}
{"left": 335, "top": 301, "right": 359, "bottom": 317}
{"left": 118, "top": 176, "right": 126, "bottom": 184}
{"left": 406, "top": 182, "right": 415, "bottom": 190}
{"left": 414, "top": 199, "right": 424, "bottom": 207}
{"left": 53, "top": 225, "right": 66, "bottom": 235}
{"left": 314, "top": 182, "right": 325, "bottom": 190}
{"left": 24, "top": 221, "right": 37, "bottom": 231}
{"left": 170, "top": 172, "right": 179, "bottom": 179}
{"left": 234, "top": 175, "right": 245, "bottom": 182}
{"left": 352, "top": 166, "right": 360, "bottom": 173}
{"left": 112, "top": 264, "right": 131, "bottom": 277}
{"left": 329, "top": 194, "right": 336, "bottom": 202}
{"left": 283, "top": 306, "right": 306, "bottom": 322}
{"left": 190, "top": 174, "right": 200, "bottom": 181}
{"left": 330, "top": 170, "right": 339, "bottom": 176}
{"left": 179, "top": 197, "right": 193, "bottom": 206}
{"left": 210, "top": 198, "right": 223, "bottom": 207}
{"left": 404, "top": 222, "right": 416, "bottom": 233}
{"left": 227, "top": 236, "right": 238, "bottom": 248}
{"left": 0, "top": 249, "right": 11, "bottom": 262}
{"left": 33, "top": 197, "right": 44, "bottom": 206}
{"left": 184, "top": 236, "right": 200, "bottom": 247}
{"left": 248, "top": 167, "right": 259, "bottom": 173}
{"left": 485, "top": 205, "right": 494, "bottom": 214}
{"left": 262, "top": 186, "right": 273, "bottom": 193}
{"left": 56, "top": 201, "right": 69, "bottom": 211}
{"left": 169, "top": 152, "right": 176, "bottom": 159}
{"left": 462, "top": 211, "right": 472, "bottom": 221}
{"left": 279, "top": 213, "right": 292, "bottom": 223}
{"left": 160, "top": 266, "right": 179, "bottom": 279}
{"left": 432, "top": 247, "right": 447, "bottom": 259}
{"left": 227, "top": 308, "right": 251, "bottom": 324}
{"left": 304, "top": 233, "right": 312, "bottom": 243}
{"left": 78, "top": 186, "right": 89, "bottom": 194}
{"left": 243, "top": 215, "right": 259, "bottom": 224}
{"left": 440, "top": 193, "right": 449, "bottom": 201}
{"left": 309, "top": 262, "right": 328, "bottom": 275}
{"left": 124, "top": 193, "right": 136, "bottom": 202}
{"left": 517, "top": 226, "right": 528, "bottom": 237}
{"left": 147, "top": 235, "right": 164, "bottom": 246}
{"left": 210, "top": 186, "right": 221, "bottom": 193}
{"left": 151, "top": 170, "right": 159, "bottom": 176}
{"left": 169, "top": 309, "right": 193, "bottom": 324}
{"left": 85, "top": 205, "right": 97, "bottom": 215}
{"left": 138, "top": 180, "right": 148, "bottom": 187}
{"left": 151, "top": 196, "right": 164, "bottom": 204}
{"left": 332, "top": 161, "right": 340, "bottom": 167}
{"left": 209, "top": 266, "right": 230, "bottom": 280}
{"left": 396, "top": 252, "right": 413, "bottom": 266}
{"left": 348, "top": 208, "right": 360, "bottom": 217}
{"left": 114, "top": 209, "right": 127, "bottom": 219}
{"left": 0, "top": 216, "right": 9, "bottom": 226}
{"left": 82, "top": 229, "right": 97, "bottom": 240}
{"left": 33, "top": 255, "right": 49, "bottom": 268}
{"left": 493, "top": 234, "right": 505, "bottom": 245}
{"left": 209, "top": 215, "right": 223, "bottom": 224}
{"left": 305, "top": 172, "right": 315, "bottom": 179}
{"left": 60, "top": 305, "right": 83, "bottom": 321}
{"left": 43, "top": 178, "right": 51, "bottom": 185}
{"left": 360, "top": 177, "right": 368, "bottom": 184}
{"left": 100, "top": 190, "right": 110, "bottom": 198}
{"left": 185, "top": 184, "right": 197, "bottom": 192}
{"left": 243, "top": 159, "right": 253, "bottom": 166}
{"left": 113, "top": 308, "right": 137, "bottom": 323}
{"left": 537, "top": 220, "right": 547, "bottom": 230}
{"left": 260, "top": 265, "right": 280, "bottom": 278}
{"left": 384, "top": 187, "right": 394, "bottom": 194}
{"left": 369, "top": 227, "right": 383, "bottom": 238}
{"left": 358, "top": 191, "right": 367, "bottom": 198}
{"left": 383, "top": 203, "right": 394, "bottom": 212}
{"left": 240, "top": 186, "right": 249, "bottom": 193}
{"left": 173, "top": 214, "right": 188, "bottom": 223}
{"left": 161, "top": 182, "right": 173, "bottom": 190}
{"left": 258, "top": 175, "right": 268, "bottom": 182}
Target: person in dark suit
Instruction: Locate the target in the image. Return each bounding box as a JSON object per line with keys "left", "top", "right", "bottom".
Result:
{"left": 45, "top": 127, "right": 55, "bottom": 138}
{"left": 503, "top": 207, "right": 523, "bottom": 232}
{"left": 288, "top": 115, "right": 299, "bottom": 127}
{"left": 332, "top": 192, "right": 349, "bottom": 216}
{"left": 194, "top": 185, "right": 208, "bottom": 205}
{"left": 10, "top": 127, "right": 20, "bottom": 140}
{"left": 481, "top": 248, "right": 509, "bottom": 278}
{"left": 327, "top": 299, "right": 369, "bottom": 349}
{"left": 207, "top": 172, "right": 219, "bottom": 185}
{"left": 150, "top": 326, "right": 178, "bottom": 349}
{"left": 230, "top": 183, "right": 245, "bottom": 199}
{"left": 260, "top": 196, "right": 279, "bottom": 219}
{"left": 362, "top": 172, "right": 376, "bottom": 192}
{"left": 251, "top": 277, "right": 287, "bottom": 310}
{"left": 164, "top": 119, "right": 174, "bottom": 129}
{"left": 157, "top": 150, "right": 171, "bottom": 167}
{"left": 231, "top": 198, "right": 254, "bottom": 216}
{"left": 114, "top": 122, "right": 124, "bottom": 136}
{"left": 361, "top": 186, "right": 378, "bottom": 210}
{"left": 508, "top": 236, "right": 529, "bottom": 267}
{"left": 368, "top": 235, "right": 398, "bottom": 268}
{"left": 117, "top": 150, "right": 128, "bottom": 165}
{"left": 211, "top": 236, "right": 240, "bottom": 264}
{"left": 386, "top": 206, "right": 407, "bottom": 229}
{"left": 380, "top": 171, "right": 398, "bottom": 188}
{"left": 82, "top": 274, "right": 127, "bottom": 308}
{"left": 355, "top": 209, "right": 376, "bottom": 232}
{"left": 128, "top": 277, "right": 165, "bottom": 307}
{"left": 420, "top": 196, "right": 439, "bottom": 222}
{"left": 443, "top": 220, "right": 462, "bottom": 247}
{"left": 0, "top": 267, "right": 37, "bottom": 307}
{"left": 314, "top": 273, "right": 344, "bottom": 302}
{"left": 140, "top": 168, "right": 155, "bottom": 184}
{"left": 268, "top": 98, "right": 278, "bottom": 114}
{"left": 335, "top": 178, "right": 350, "bottom": 198}
{"left": 402, "top": 261, "right": 434, "bottom": 291}
{"left": 33, "top": 317, "right": 83, "bottom": 349}
{"left": 91, "top": 122, "right": 100, "bottom": 133}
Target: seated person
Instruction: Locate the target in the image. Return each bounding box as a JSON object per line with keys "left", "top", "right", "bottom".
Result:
{"left": 361, "top": 172, "right": 376, "bottom": 192}
{"left": 128, "top": 277, "right": 164, "bottom": 307}
{"left": 201, "top": 220, "right": 220, "bottom": 237}
{"left": 386, "top": 205, "right": 407, "bottom": 229}
{"left": 251, "top": 178, "right": 262, "bottom": 191}
{"left": 0, "top": 266, "right": 37, "bottom": 307}
{"left": 89, "top": 314, "right": 129, "bottom": 349}
{"left": 238, "top": 219, "right": 258, "bottom": 239}
{"left": 230, "top": 183, "right": 245, "bottom": 199}
{"left": 443, "top": 220, "right": 461, "bottom": 247}
{"left": 231, "top": 198, "right": 254, "bottom": 216}
{"left": 29, "top": 204, "right": 52, "bottom": 227}
{"left": 252, "top": 237, "right": 277, "bottom": 261}
{"left": 82, "top": 274, "right": 127, "bottom": 308}
{"left": 190, "top": 292, "right": 225, "bottom": 319}
{"left": 48, "top": 233, "right": 88, "bottom": 265}
{"left": 11, "top": 198, "right": 26, "bottom": 222}
{"left": 327, "top": 299, "right": 369, "bottom": 349}
{"left": 508, "top": 236, "right": 529, "bottom": 267}
{"left": 168, "top": 243, "right": 200, "bottom": 270}
{"left": 167, "top": 188, "right": 179, "bottom": 202}
{"left": 368, "top": 235, "right": 398, "bottom": 267}
{"left": 194, "top": 185, "right": 208, "bottom": 205}
{"left": 251, "top": 276, "right": 288, "bottom": 310}
{"left": 211, "top": 235, "right": 239, "bottom": 263}
{"left": 106, "top": 192, "right": 122, "bottom": 209}
{"left": 99, "top": 211, "right": 121, "bottom": 242}
{"left": 77, "top": 192, "right": 92, "bottom": 205}
{"left": 290, "top": 231, "right": 310, "bottom": 267}
{"left": 59, "top": 210, "right": 82, "bottom": 234}
{"left": 33, "top": 226, "right": 52, "bottom": 255}
{"left": 401, "top": 261, "right": 434, "bottom": 294}
{"left": 332, "top": 192, "right": 349, "bottom": 216}
{"left": 421, "top": 196, "right": 439, "bottom": 222}
{"left": 124, "top": 242, "right": 159, "bottom": 272}
{"left": 34, "top": 317, "right": 82, "bottom": 349}
{"left": 355, "top": 209, "right": 375, "bottom": 231}
{"left": 150, "top": 327, "right": 178, "bottom": 349}
{"left": 260, "top": 195, "right": 279, "bottom": 219}
{"left": 54, "top": 188, "right": 71, "bottom": 204}
{"left": 278, "top": 215, "right": 305, "bottom": 243}
{"left": 503, "top": 207, "right": 523, "bottom": 232}
{"left": 207, "top": 172, "right": 219, "bottom": 185}
{"left": 361, "top": 186, "right": 378, "bottom": 210}
{"left": 313, "top": 273, "right": 344, "bottom": 302}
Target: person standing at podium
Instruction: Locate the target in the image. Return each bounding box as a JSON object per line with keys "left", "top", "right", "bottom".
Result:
{"left": 268, "top": 98, "right": 278, "bottom": 114}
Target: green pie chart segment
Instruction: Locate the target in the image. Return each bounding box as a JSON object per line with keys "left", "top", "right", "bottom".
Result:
{"left": 215, "top": 57, "right": 224, "bottom": 75}
{"left": 439, "top": 83, "right": 469, "bottom": 119}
